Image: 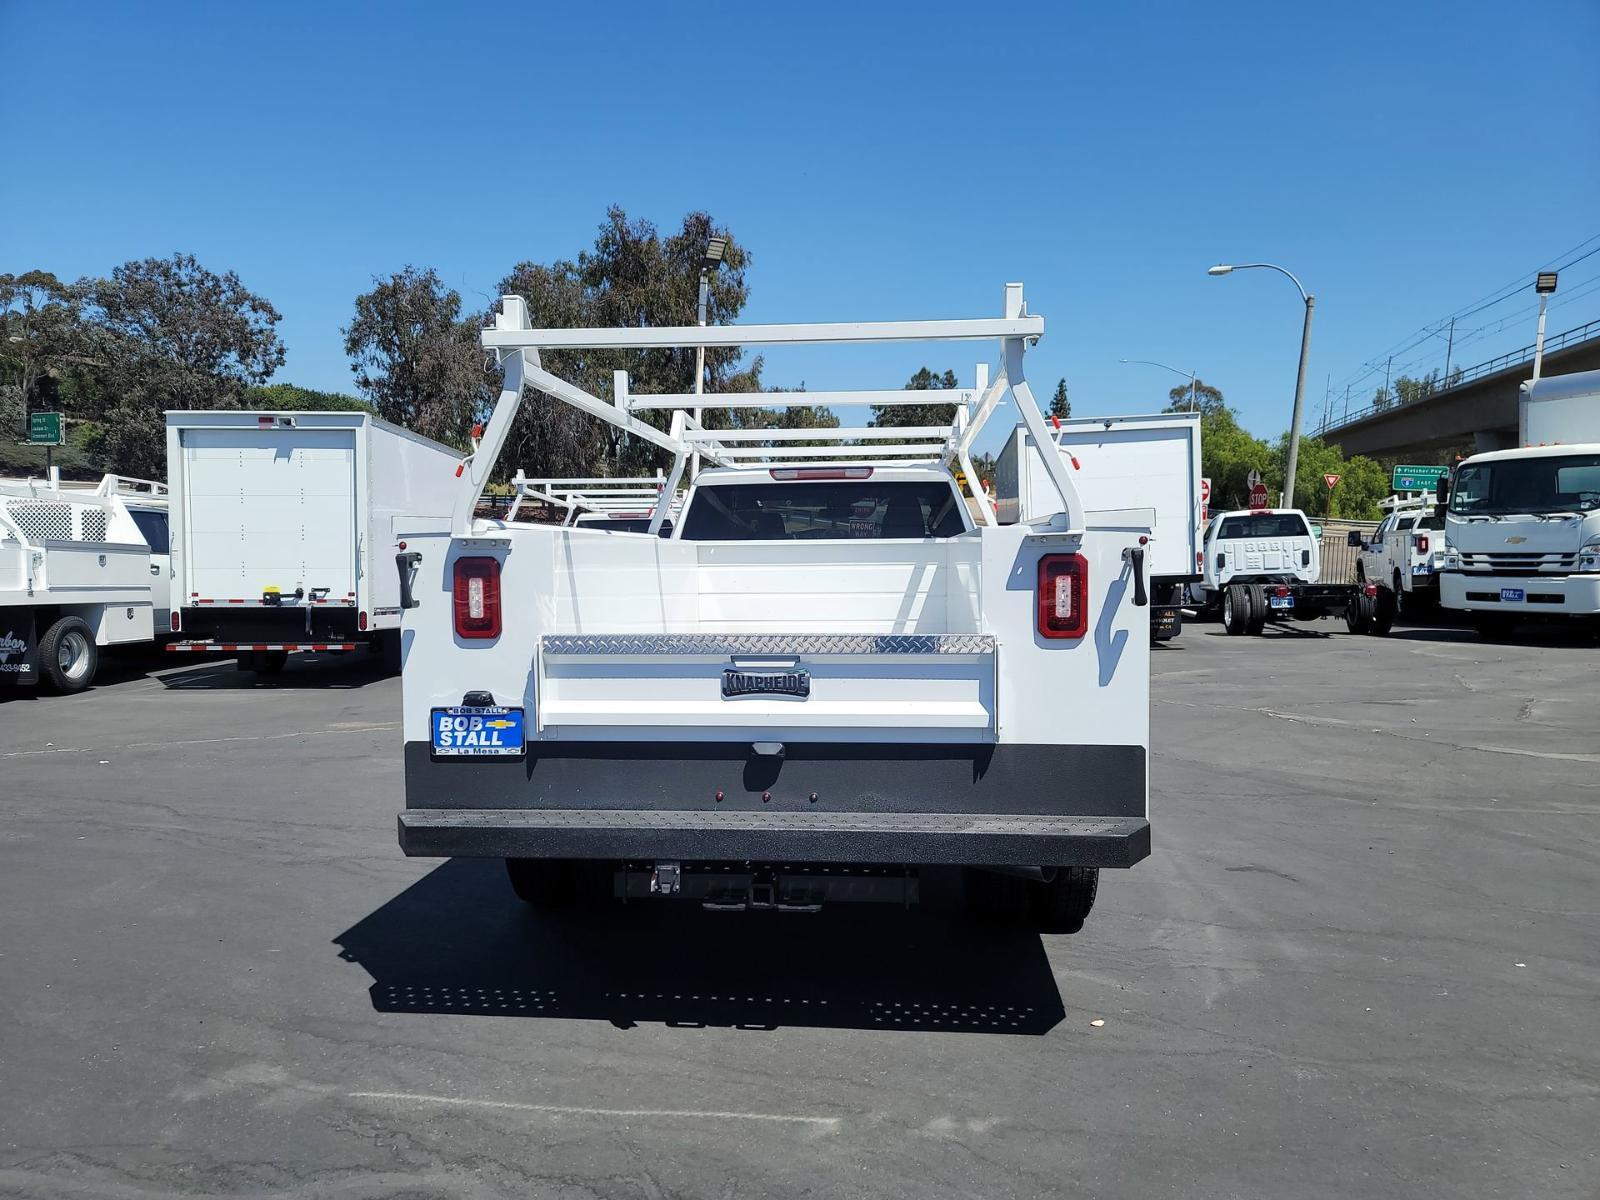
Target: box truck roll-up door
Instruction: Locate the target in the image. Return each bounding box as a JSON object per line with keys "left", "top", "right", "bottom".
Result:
{"left": 182, "top": 429, "right": 358, "bottom": 602}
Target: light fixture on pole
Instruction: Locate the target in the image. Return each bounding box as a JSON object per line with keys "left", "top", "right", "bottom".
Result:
{"left": 1532, "top": 271, "right": 1559, "bottom": 382}
{"left": 691, "top": 236, "right": 729, "bottom": 476}
{"left": 1119, "top": 358, "right": 1199, "bottom": 411}
{"left": 1208, "top": 262, "right": 1315, "bottom": 506}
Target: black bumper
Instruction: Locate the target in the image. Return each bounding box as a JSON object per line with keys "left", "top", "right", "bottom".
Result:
{"left": 401, "top": 740, "right": 1149, "bottom": 868}
{"left": 399, "top": 808, "right": 1151, "bottom": 868}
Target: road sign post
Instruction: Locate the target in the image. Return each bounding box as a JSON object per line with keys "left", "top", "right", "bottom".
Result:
{"left": 1391, "top": 464, "right": 1448, "bottom": 493}
{"left": 26, "top": 411, "right": 64, "bottom": 476}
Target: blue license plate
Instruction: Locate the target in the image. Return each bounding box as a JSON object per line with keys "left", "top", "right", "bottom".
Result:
{"left": 431, "top": 706, "right": 525, "bottom": 758}
{"left": 1500, "top": 588, "right": 1525, "bottom": 602}
{"left": 1269, "top": 594, "right": 1294, "bottom": 610}
{"left": 1412, "top": 564, "right": 1433, "bottom": 575}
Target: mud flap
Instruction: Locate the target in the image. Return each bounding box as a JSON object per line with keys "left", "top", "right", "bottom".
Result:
{"left": 0, "top": 611, "right": 39, "bottom": 688}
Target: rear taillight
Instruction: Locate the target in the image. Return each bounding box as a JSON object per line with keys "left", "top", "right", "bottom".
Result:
{"left": 1037, "top": 554, "right": 1088, "bottom": 639}
{"left": 358, "top": 610, "right": 368, "bottom": 631}
{"left": 1416, "top": 535, "right": 1430, "bottom": 554}
{"left": 452, "top": 557, "right": 502, "bottom": 639}
{"left": 1276, "top": 586, "right": 1290, "bottom": 598}
{"left": 170, "top": 610, "right": 181, "bottom": 632}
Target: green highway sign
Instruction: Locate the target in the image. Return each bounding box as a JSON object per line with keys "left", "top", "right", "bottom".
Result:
{"left": 1392, "top": 464, "right": 1448, "bottom": 492}
{"left": 27, "top": 411, "right": 64, "bottom": 446}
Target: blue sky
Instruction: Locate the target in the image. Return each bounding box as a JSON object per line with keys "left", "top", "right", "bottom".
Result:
{"left": 5, "top": 1, "right": 1598, "bottom": 455}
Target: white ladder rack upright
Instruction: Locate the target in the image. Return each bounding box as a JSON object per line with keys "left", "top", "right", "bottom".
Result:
{"left": 462, "top": 282, "right": 1083, "bottom": 537}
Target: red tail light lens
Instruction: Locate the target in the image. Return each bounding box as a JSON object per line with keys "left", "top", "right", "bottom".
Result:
{"left": 1416, "top": 535, "right": 1430, "bottom": 554}
{"left": 452, "top": 557, "right": 502, "bottom": 639}
{"left": 170, "top": 610, "right": 181, "bottom": 632}
{"left": 358, "top": 610, "right": 368, "bottom": 631}
{"left": 1037, "top": 554, "right": 1089, "bottom": 639}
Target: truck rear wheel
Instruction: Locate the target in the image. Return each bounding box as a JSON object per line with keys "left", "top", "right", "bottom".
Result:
{"left": 1369, "top": 588, "right": 1396, "bottom": 637}
{"left": 1245, "top": 585, "right": 1268, "bottom": 634}
{"left": 1222, "top": 585, "right": 1248, "bottom": 635}
{"left": 1346, "top": 592, "right": 1371, "bottom": 634}
{"left": 1029, "top": 867, "right": 1099, "bottom": 933}
{"left": 40, "top": 616, "right": 98, "bottom": 694}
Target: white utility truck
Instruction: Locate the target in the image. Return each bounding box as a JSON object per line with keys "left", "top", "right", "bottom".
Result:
{"left": 996, "top": 411, "right": 1201, "bottom": 639}
{"left": 1441, "top": 368, "right": 1600, "bottom": 639}
{"left": 1192, "top": 507, "right": 1370, "bottom": 635}
{"left": 165, "top": 411, "right": 462, "bottom": 674}
{"left": 0, "top": 472, "right": 167, "bottom": 692}
{"left": 393, "top": 284, "right": 1154, "bottom": 930}
{"left": 1352, "top": 493, "right": 1446, "bottom": 617}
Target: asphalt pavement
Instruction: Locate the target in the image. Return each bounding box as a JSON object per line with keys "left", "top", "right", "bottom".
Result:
{"left": 0, "top": 620, "right": 1595, "bottom": 1199}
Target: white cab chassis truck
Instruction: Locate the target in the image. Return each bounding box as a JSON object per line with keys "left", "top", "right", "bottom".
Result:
{"left": 165, "top": 411, "right": 462, "bottom": 674}
{"left": 996, "top": 411, "right": 1201, "bottom": 640}
{"left": 0, "top": 473, "right": 165, "bottom": 692}
{"left": 395, "top": 285, "right": 1154, "bottom": 928}
{"left": 1440, "top": 369, "right": 1600, "bottom": 639}
{"left": 1193, "top": 508, "right": 1373, "bottom": 635}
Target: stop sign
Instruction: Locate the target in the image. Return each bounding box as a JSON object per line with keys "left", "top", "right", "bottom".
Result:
{"left": 1248, "top": 482, "right": 1270, "bottom": 511}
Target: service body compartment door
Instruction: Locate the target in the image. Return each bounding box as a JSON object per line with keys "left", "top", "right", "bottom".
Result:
{"left": 180, "top": 429, "right": 358, "bottom": 601}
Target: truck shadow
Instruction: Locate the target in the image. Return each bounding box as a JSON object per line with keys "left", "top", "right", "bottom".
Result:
{"left": 334, "top": 859, "right": 1066, "bottom": 1035}
{"left": 154, "top": 653, "right": 396, "bottom": 690}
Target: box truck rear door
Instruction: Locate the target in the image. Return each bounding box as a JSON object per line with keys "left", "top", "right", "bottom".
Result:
{"left": 182, "top": 428, "right": 358, "bottom": 602}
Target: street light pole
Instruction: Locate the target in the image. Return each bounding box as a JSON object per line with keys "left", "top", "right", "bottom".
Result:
{"left": 690, "top": 236, "right": 728, "bottom": 478}
{"left": 1532, "top": 271, "right": 1559, "bottom": 382}
{"left": 1118, "top": 358, "right": 1198, "bottom": 411}
{"left": 1208, "top": 262, "right": 1315, "bottom": 507}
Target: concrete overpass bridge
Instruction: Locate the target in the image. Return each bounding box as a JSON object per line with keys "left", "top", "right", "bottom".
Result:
{"left": 1317, "top": 318, "right": 1600, "bottom": 459}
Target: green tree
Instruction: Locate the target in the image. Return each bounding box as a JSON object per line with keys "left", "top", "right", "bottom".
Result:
{"left": 244, "top": 383, "right": 371, "bottom": 412}
{"left": 1197, "top": 405, "right": 1275, "bottom": 510}
{"left": 0, "top": 271, "right": 96, "bottom": 438}
{"left": 495, "top": 208, "right": 757, "bottom": 477}
{"left": 344, "top": 266, "right": 489, "bottom": 447}
{"left": 872, "top": 367, "right": 958, "bottom": 428}
{"left": 83, "top": 254, "right": 286, "bottom": 477}
{"left": 1049, "top": 379, "right": 1070, "bottom": 420}
{"left": 1164, "top": 377, "right": 1225, "bottom": 415}
{"left": 1272, "top": 433, "right": 1389, "bottom": 518}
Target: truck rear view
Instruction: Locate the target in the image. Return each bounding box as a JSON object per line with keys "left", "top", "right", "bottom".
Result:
{"left": 166, "top": 411, "right": 461, "bottom": 673}
{"left": 396, "top": 285, "right": 1154, "bottom": 930}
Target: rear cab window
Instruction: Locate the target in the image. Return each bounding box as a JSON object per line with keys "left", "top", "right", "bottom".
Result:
{"left": 1215, "top": 513, "right": 1311, "bottom": 540}
{"left": 128, "top": 508, "right": 169, "bottom": 554}
{"left": 679, "top": 479, "right": 969, "bottom": 541}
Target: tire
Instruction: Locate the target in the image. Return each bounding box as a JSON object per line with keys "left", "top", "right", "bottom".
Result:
{"left": 253, "top": 650, "right": 289, "bottom": 675}
{"left": 1369, "top": 588, "right": 1396, "bottom": 637}
{"left": 1393, "top": 572, "right": 1407, "bottom": 619}
{"left": 1028, "top": 867, "right": 1099, "bottom": 934}
{"left": 39, "top": 616, "right": 98, "bottom": 694}
{"left": 1245, "top": 584, "right": 1267, "bottom": 635}
{"left": 1222, "top": 584, "right": 1248, "bottom": 635}
{"left": 1345, "top": 592, "right": 1371, "bottom": 634}
{"left": 964, "top": 868, "right": 1030, "bottom": 921}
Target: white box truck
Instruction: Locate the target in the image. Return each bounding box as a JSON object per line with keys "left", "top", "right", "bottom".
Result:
{"left": 165, "top": 411, "right": 462, "bottom": 673}
{"left": 995, "top": 411, "right": 1201, "bottom": 639}
{"left": 1440, "top": 368, "right": 1600, "bottom": 639}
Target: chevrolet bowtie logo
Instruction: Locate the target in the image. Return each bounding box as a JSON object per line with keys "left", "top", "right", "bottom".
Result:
{"left": 1505, "top": 536, "right": 1527, "bottom": 544}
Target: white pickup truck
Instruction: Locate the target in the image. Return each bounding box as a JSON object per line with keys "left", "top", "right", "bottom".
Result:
{"left": 393, "top": 285, "right": 1154, "bottom": 930}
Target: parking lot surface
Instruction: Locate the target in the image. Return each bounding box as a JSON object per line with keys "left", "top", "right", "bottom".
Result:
{"left": 1, "top": 621, "right": 1595, "bottom": 1199}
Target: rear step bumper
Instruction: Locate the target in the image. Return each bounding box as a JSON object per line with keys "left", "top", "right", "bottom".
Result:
{"left": 398, "top": 809, "right": 1151, "bottom": 869}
